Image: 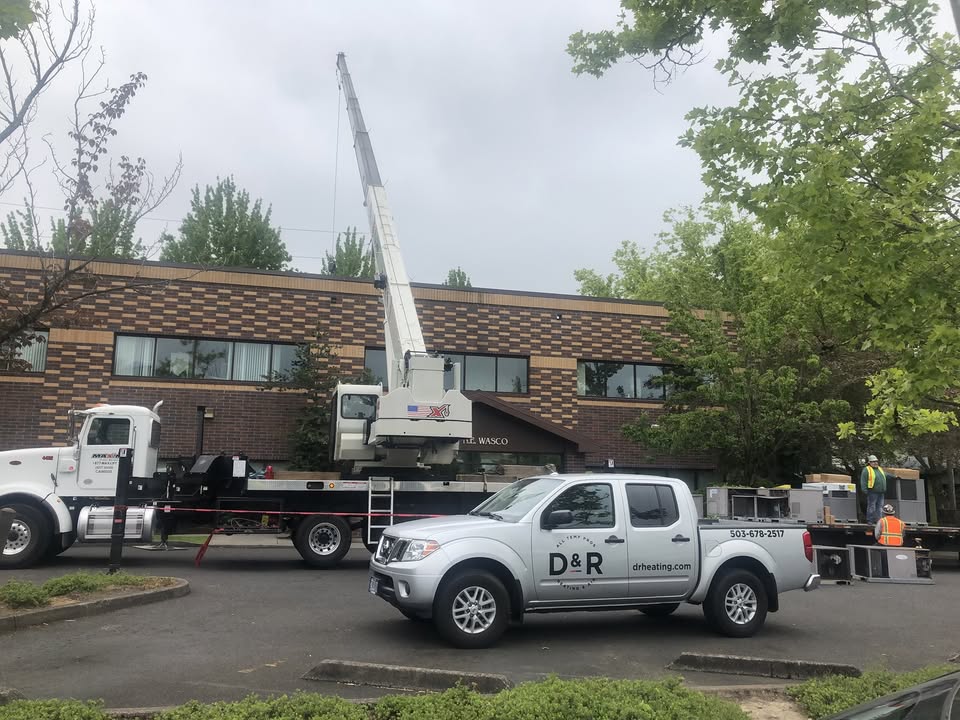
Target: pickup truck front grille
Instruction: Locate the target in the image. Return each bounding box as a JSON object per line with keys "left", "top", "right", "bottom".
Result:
{"left": 375, "top": 536, "right": 410, "bottom": 564}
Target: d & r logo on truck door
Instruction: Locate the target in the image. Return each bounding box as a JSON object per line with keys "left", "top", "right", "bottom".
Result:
{"left": 548, "top": 534, "right": 604, "bottom": 591}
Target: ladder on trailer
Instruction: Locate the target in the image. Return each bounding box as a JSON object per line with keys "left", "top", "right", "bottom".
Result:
{"left": 366, "top": 476, "right": 395, "bottom": 546}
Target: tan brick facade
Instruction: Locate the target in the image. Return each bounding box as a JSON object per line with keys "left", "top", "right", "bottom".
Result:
{"left": 0, "top": 252, "right": 716, "bottom": 478}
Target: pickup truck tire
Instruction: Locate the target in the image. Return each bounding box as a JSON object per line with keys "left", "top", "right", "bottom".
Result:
{"left": 640, "top": 603, "right": 680, "bottom": 617}
{"left": 434, "top": 570, "right": 509, "bottom": 649}
{"left": 1, "top": 504, "right": 51, "bottom": 569}
{"left": 704, "top": 569, "right": 768, "bottom": 638}
{"left": 293, "top": 515, "right": 351, "bottom": 568}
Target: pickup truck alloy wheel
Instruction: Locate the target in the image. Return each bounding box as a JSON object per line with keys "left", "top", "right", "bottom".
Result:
{"left": 453, "top": 585, "right": 497, "bottom": 634}
{"left": 0, "top": 504, "right": 50, "bottom": 569}
{"left": 434, "top": 570, "right": 510, "bottom": 649}
{"left": 294, "top": 515, "right": 351, "bottom": 568}
{"left": 724, "top": 582, "right": 757, "bottom": 625}
{"left": 704, "top": 569, "right": 768, "bottom": 638}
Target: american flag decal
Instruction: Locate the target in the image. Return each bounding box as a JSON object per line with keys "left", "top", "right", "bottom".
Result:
{"left": 407, "top": 404, "right": 451, "bottom": 418}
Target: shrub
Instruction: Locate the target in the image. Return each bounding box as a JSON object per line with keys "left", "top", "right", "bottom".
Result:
{"left": 0, "top": 580, "right": 49, "bottom": 608}
{"left": 372, "top": 685, "right": 489, "bottom": 720}
{"left": 38, "top": 571, "right": 155, "bottom": 598}
{"left": 788, "top": 664, "right": 956, "bottom": 719}
{"left": 490, "top": 676, "right": 748, "bottom": 720}
{"left": 1, "top": 573, "right": 166, "bottom": 610}
{"left": 0, "top": 699, "right": 107, "bottom": 720}
{"left": 155, "top": 693, "right": 367, "bottom": 720}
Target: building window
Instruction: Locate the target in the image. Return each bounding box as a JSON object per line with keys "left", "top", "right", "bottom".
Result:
{"left": 576, "top": 360, "right": 667, "bottom": 400}
{"left": 0, "top": 330, "right": 49, "bottom": 372}
{"left": 364, "top": 349, "right": 528, "bottom": 394}
{"left": 114, "top": 334, "right": 297, "bottom": 382}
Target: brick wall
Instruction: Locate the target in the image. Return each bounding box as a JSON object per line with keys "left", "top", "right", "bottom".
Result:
{"left": 0, "top": 253, "right": 717, "bottom": 470}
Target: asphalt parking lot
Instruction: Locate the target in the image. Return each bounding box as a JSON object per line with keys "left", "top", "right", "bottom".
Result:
{"left": 1, "top": 544, "right": 958, "bottom": 708}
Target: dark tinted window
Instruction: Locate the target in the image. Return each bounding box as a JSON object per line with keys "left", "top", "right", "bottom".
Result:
{"left": 87, "top": 418, "right": 130, "bottom": 446}
{"left": 149, "top": 420, "right": 161, "bottom": 449}
{"left": 627, "top": 484, "right": 680, "bottom": 527}
{"left": 544, "top": 483, "right": 614, "bottom": 528}
{"left": 657, "top": 486, "right": 679, "bottom": 525}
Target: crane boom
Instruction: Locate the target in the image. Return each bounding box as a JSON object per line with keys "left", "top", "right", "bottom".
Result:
{"left": 331, "top": 53, "right": 472, "bottom": 469}
{"left": 337, "top": 52, "right": 426, "bottom": 390}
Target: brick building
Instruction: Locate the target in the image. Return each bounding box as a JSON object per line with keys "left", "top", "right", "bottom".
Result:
{"left": 0, "top": 251, "right": 717, "bottom": 489}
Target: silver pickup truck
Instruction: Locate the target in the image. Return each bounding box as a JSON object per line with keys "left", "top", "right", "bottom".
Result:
{"left": 369, "top": 474, "right": 820, "bottom": 648}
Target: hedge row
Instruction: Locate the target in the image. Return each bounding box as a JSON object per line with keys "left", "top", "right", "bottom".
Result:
{"left": 4, "top": 666, "right": 957, "bottom": 720}
{"left": 0, "top": 678, "right": 748, "bottom": 720}
{"left": 787, "top": 664, "right": 957, "bottom": 719}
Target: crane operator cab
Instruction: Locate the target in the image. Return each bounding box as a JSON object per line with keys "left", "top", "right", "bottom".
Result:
{"left": 332, "top": 353, "right": 471, "bottom": 469}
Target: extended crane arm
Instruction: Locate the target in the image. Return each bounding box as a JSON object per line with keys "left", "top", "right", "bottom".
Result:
{"left": 331, "top": 53, "right": 472, "bottom": 469}
{"left": 337, "top": 52, "right": 425, "bottom": 390}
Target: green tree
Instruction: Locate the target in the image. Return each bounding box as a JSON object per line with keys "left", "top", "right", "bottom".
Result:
{"left": 1, "top": 70, "right": 181, "bottom": 350}
{"left": 161, "top": 177, "right": 290, "bottom": 270}
{"left": 570, "top": 0, "right": 960, "bottom": 442}
{"left": 443, "top": 266, "right": 472, "bottom": 288}
{"left": 321, "top": 226, "right": 374, "bottom": 278}
{"left": 2, "top": 156, "right": 152, "bottom": 259}
{"left": 579, "top": 207, "right": 855, "bottom": 484}
{"left": 259, "top": 329, "right": 374, "bottom": 470}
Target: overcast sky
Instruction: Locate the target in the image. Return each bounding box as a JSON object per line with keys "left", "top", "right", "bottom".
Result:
{"left": 6, "top": 1, "right": 958, "bottom": 295}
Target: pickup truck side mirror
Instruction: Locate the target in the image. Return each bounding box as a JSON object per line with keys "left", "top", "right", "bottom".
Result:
{"left": 543, "top": 509, "right": 573, "bottom": 529}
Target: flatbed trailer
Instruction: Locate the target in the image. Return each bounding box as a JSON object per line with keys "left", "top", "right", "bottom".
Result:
{"left": 808, "top": 521, "right": 960, "bottom": 554}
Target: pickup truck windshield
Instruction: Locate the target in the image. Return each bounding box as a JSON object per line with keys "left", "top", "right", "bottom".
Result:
{"left": 469, "top": 476, "right": 564, "bottom": 523}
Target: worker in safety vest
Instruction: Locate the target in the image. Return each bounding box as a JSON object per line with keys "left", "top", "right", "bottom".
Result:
{"left": 875, "top": 504, "right": 905, "bottom": 546}
{"left": 860, "top": 454, "right": 891, "bottom": 525}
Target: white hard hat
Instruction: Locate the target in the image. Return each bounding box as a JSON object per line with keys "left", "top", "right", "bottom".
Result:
{"left": 882, "top": 503, "right": 895, "bottom": 515}
{"left": 868, "top": 455, "right": 879, "bottom": 462}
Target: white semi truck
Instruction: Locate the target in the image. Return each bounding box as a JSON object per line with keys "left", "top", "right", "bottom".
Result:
{"left": 1, "top": 54, "right": 492, "bottom": 570}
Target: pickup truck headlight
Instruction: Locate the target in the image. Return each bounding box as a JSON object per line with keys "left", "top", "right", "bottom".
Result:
{"left": 400, "top": 539, "right": 440, "bottom": 562}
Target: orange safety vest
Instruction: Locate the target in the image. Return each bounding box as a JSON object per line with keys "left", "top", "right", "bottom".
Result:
{"left": 877, "top": 516, "right": 905, "bottom": 546}
{"left": 867, "top": 466, "right": 886, "bottom": 489}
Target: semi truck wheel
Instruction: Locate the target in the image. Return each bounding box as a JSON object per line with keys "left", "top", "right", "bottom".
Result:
{"left": 1, "top": 504, "right": 51, "bottom": 569}
{"left": 704, "top": 569, "right": 768, "bottom": 638}
{"left": 293, "top": 515, "right": 351, "bottom": 568}
{"left": 433, "top": 569, "right": 509, "bottom": 649}
{"left": 640, "top": 603, "right": 680, "bottom": 617}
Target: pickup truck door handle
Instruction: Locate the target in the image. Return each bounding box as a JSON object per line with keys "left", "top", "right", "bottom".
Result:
{"left": 604, "top": 535, "right": 625, "bottom": 544}
{"left": 672, "top": 535, "right": 691, "bottom": 543}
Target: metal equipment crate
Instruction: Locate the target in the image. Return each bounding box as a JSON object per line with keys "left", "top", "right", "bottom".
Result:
{"left": 813, "top": 545, "right": 854, "bottom": 582}
{"left": 802, "top": 482, "right": 859, "bottom": 522}
{"left": 849, "top": 545, "right": 934, "bottom": 584}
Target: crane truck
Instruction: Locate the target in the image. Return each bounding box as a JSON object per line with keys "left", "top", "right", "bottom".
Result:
{"left": 0, "top": 53, "right": 506, "bottom": 570}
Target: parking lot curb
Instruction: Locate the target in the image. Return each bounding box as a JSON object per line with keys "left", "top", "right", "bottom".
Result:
{"left": 303, "top": 659, "right": 513, "bottom": 693}
{"left": 0, "top": 686, "right": 26, "bottom": 705}
{"left": 670, "top": 652, "right": 861, "bottom": 680}
{"left": 0, "top": 579, "right": 190, "bottom": 633}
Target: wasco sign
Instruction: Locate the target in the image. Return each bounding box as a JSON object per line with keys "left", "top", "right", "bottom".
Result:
{"left": 463, "top": 436, "right": 510, "bottom": 447}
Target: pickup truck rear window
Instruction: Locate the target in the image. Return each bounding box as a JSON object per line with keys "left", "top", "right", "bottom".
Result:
{"left": 626, "top": 484, "right": 679, "bottom": 527}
